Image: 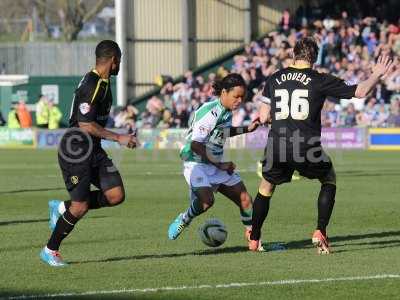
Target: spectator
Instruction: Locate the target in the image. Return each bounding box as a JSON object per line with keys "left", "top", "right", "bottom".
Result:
{"left": 114, "top": 105, "right": 138, "bottom": 130}
{"left": 385, "top": 66, "right": 400, "bottom": 93}
{"left": 341, "top": 103, "right": 357, "bottom": 127}
{"left": 125, "top": 105, "right": 138, "bottom": 131}
{"left": 356, "top": 110, "right": 370, "bottom": 126}
{"left": 323, "top": 15, "right": 336, "bottom": 32}
{"left": 339, "top": 11, "right": 352, "bottom": 28}
{"left": 158, "top": 109, "right": 174, "bottom": 129}
{"left": 173, "top": 104, "right": 189, "bottom": 128}
{"left": 160, "top": 81, "right": 174, "bottom": 96}
{"left": 362, "top": 97, "right": 379, "bottom": 125}
{"left": 142, "top": 5, "right": 400, "bottom": 129}
{"left": 36, "top": 95, "right": 49, "bottom": 128}
{"left": 48, "top": 100, "right": 62, "bottom": 129}
{"left": 363, "top": 32, "right": 378, "bottom": 55}
{"left": 279, "top": 9, "right": 294, "bottom": 35}
{"left": 372, "top": 104, "right": 389, "bottom": 127}
{"left": 324, "top": 101, "right": 340, "bottom": 127}
{"left": 17, "top": 100, "right": 32, "bottom": 128}
{"left": 114, "top": 106, "right": 128, "bottom": 128}
{"left": 183, "top": 71, "right": 195, "bottom": 87}
{"left": 146, "top": 96, "right": 164, "bottom": 115}
{"left": 140, "top": 110, "right": 155, "bottom": 129}
{"left": 7, "top": 101, "right": 20, "bottom": 129}
{"left": 387, "top": 100, "right": 400, "bottom": 127}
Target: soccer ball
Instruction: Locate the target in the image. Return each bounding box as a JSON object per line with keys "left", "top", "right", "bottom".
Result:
{"left": 198, "top": 218, "right": 228, "bottom": 247}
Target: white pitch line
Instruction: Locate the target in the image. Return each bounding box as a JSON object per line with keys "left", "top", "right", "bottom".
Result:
{"left": 3, "top": 274, "right": 400, "bottom": 300}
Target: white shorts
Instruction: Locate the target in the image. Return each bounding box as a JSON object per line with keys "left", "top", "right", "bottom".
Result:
{"left": 183, "top": 161, "right": 242, "bottom": 189}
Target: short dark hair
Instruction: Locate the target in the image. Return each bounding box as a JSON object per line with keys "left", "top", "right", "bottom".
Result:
{"left": 293, "top": 37, "right": 319, "bottom": 64}
{"left": 95, "top": 40, "right": 121, "bottom": 60}
{"left": 212, "top": 73, "right": 246, "bottom": 96}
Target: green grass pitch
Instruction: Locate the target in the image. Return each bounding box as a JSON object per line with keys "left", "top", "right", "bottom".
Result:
{"left": 1, "top": 148, "right": 399, "bottom": 299}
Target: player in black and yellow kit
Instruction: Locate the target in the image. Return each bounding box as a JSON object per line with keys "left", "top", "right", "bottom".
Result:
{"left": 249, "top": 37, "right": 394, "bottom": 254}
{"left": 40, "top": 40, "right": 138, "bottom": 266}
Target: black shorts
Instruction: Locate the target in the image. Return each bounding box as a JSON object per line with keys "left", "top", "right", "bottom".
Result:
{"left": 261, "top": 144, "right": 333, "bottom": 185}
{"left": 58, "top": 148, "right": 123, "bottom": 201}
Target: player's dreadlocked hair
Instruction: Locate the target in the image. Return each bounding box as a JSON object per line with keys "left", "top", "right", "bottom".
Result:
{"left": 212, "top": 73, "right": 246, "bottom": 96}
{"left": 95, "top": 40, "right": 121, "bottom": 61}
{"left": 293, "top": 37, "right": 319, "bottom": 64}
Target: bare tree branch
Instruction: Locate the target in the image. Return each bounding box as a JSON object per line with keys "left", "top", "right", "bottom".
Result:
{"left": 82, "top": 0, "right": 106, "bottom": 23}
{"left": 0, "top": 0, "right": 109, "bottom": 41}
{"left": 34, "top": 0, "right": 51, "bottom": 38}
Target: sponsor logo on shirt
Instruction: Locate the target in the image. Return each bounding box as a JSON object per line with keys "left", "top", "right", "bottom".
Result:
{"left": 199, "top": 125, "right": 209, "bottom": 135}
{"left": 79, "top": 103, "right": 91, "bottom": 115}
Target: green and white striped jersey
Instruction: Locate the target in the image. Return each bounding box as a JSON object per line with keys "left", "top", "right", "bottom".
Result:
{"left": 180, "top": 98, "right": 232, "bottom": 163}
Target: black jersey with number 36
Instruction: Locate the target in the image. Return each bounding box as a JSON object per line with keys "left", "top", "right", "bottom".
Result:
{"left": 263, "top": 66, "right": 357, "bottom": 150}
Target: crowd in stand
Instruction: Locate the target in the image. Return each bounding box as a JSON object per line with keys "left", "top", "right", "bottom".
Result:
{"left": 6, "top": 4, "right": 398, "bottom": 131}
{"left": 112, "top": 3, "right": 400, "bottom": 130}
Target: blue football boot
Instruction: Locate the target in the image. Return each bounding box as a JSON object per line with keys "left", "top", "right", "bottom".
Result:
{"left": 40, "top": 247, "right": 68, "bottom": 267}
{"left": 168, "top": 213, "right": 189, "bottom": 240}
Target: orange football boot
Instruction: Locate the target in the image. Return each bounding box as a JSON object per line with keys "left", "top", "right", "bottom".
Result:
{"left": 312, "top": 230, "right": 331, "bottom": 254}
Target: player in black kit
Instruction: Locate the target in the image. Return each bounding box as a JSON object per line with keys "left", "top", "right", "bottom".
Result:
{"left": 40, "top": 40, "right": 138, "bottom": 266}
{"left": 249, "top": 37, "right": 394, "bottom": 254}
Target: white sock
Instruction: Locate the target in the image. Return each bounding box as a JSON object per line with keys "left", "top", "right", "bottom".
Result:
{"left": 58, "top": 202, "right": 66, "bottom": 214}
{"left": 182, "top": 212, "right": 192, "bottom": 225}
{"left": 45, "top": 246, "right": 54, "bottom": 254}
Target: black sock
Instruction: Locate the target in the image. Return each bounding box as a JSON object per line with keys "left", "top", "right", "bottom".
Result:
{"left": 88, "top": 190, "right": 109, "bottom": 209}
{"left": 250, "top": 192, "right": 271, "bottom": 240}
{"left": 47, "top": 210, "right": 79, "bottom": 251}
{"left": 317, "top": 183, "right": 336, "bottom": 235}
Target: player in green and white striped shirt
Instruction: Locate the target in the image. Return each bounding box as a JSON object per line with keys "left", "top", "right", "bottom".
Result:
{"left": 168, "top": 74, "right": 261, "bottom": 246}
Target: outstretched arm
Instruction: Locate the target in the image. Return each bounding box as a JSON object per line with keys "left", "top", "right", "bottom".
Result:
{"left": 229, "top": 118, "right": 262, "bottom": 137}
{"left": 79, "top": 121, "right": 138, "bottom": 148}
{"left": 355, "top": 54, "right": 394, "bottom": 98}
{"left": 259, "top": 102, "right": 271, "bottom": 124}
